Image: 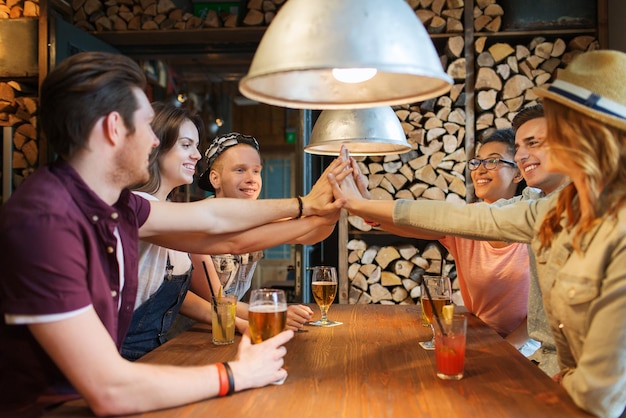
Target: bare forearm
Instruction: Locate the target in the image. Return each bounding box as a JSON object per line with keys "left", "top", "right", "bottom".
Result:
{"left": 179, "top": 291, "right": 212, "bottom": 324}
{"left": 504, "top": 317, "right": 531, "bottom": 349}
{"left": 29, "top": 311, "right": 222, "bottom": 416}
{"left": 31, "top": 309, "right": 292, "bottom": 416}
{"left": 90, "top": 362, "right": 220, "bottom": 415}
{"left": 294, "top": 225, "right": 333, "bottom": 244}
{"left": 221, "top": 216, "right": 335, "bottom": 253}
{"left": 147, "top": 216, "right": 336, "bottom": 255}
{"left": 141, "top": 197, "right": 301, "bottom": 238}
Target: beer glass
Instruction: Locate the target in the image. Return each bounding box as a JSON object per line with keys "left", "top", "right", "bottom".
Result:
{"left": 309, "top": 266, "right": 339, "bottom": 327}
{"left": 248, "top": 288, "right": 287, "bottom": 344}
{"left": 419, "top": 275, "right": 452, "bottom": 350}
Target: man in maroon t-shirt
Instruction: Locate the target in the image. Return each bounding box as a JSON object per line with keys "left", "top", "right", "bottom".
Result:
{"left": 0, "top": 51, "right": 348, "bottom": 416}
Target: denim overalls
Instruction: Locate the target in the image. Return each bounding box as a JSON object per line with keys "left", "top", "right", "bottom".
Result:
{"left": 122, "top": 255, "right": 193, "bottom": 360}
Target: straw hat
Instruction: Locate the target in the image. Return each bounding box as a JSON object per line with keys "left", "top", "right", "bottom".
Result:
{"left": 534, "top": 50, "right": 626, "bottom": 132}
{"left": 197, "top": 132, "right": 260, "bottom": 192}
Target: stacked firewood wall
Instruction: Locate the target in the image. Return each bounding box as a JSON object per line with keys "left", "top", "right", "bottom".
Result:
{"left": 0, "top": 82, "right": 39, "bottom": 195}
{"left": 0, "top": 0, "right": 40, "bottom": 200}
{"left": 73, "top": 0, "right": 500, "bottom": 33}
{"left": 473, "top": 35, "right": 599, "bottom": 140}
{"left": 0, "top": 0, "right": 39, "bottom": 17}
{"left": 72, "top": 0, "right": 291, "bottom": 30}
{"left": 346, "top": 4, "right": 599, "bottom": 305}
{"left": 347, "top": 34, "right": 468, "bottom": 305}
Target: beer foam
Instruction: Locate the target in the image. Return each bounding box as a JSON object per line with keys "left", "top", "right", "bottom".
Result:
{"left": 248, "top": 305, "right": 287, "bottom": 313}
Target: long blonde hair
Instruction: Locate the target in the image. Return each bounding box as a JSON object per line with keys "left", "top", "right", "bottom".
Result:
{"left": 538, "top": 99, "right": 626, "bottom": 252}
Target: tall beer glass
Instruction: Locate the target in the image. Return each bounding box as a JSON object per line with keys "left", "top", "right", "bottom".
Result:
{"left": 419, "top": 275, "right": 451, "bottom": 350}
{"left": 248, "top": 288, "right": 287, "bottom": 344}
{"left": 309, "top": 266, "right": 339, "bottom": 327}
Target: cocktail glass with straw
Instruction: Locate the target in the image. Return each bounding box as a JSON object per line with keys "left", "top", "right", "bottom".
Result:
{"left": 202, "top": 260, "right": 231, "bottom": 343}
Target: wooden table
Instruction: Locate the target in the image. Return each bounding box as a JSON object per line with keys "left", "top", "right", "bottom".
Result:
{"left": 50, "top": 304, "right": 593, "bottom": 418}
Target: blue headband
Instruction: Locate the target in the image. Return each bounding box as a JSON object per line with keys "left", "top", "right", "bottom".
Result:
{"left": 547, "top": 80, "right": 626, "bottom": 121}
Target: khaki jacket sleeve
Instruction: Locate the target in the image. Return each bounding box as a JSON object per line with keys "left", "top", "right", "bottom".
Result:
{"left": 392, "top": 193, "right": 556, "bottom": 244}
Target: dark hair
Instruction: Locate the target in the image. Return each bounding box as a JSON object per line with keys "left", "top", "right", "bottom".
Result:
{"left": 512, "top": 103, "right": 544, "bottom": 131}
{"left": 133, "top": 102, "right": 205, "bottom": 195}
{"left": 40, "top": 52, "right": 146, "bottom": 158}
{"left": 479, "top": 127, "right": 526, "bottom": 195}
{"left": 480, "top": 127, "right": 516, "bottom": 154}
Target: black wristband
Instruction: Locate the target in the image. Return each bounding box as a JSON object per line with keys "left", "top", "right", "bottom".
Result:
{"left": 295, "top": 196, "right": 303, "bottom": 219}
{"left": 222, "top": 362, "right": 235, "bottom": 396}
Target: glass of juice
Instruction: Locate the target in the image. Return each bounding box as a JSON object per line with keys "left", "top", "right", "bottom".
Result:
{"left": 212, "top": 294, "right": 237, "bottom": 345}
{"left": 434, "top": 315, "right": 467, "bottom": 380}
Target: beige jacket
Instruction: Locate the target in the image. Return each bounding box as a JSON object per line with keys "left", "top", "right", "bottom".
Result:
{"left": 394, "top": 192, "right": 626, "bottom": 418}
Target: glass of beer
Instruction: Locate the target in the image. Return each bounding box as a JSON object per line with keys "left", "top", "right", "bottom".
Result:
{"left": 419, "top": 275, "right": 452, "bottom": 350}
{"left": 309, "top": 266, "right": 339, "bottom": 327}
{"left": 248, "top": 288, "right": 287, "bottom": 344}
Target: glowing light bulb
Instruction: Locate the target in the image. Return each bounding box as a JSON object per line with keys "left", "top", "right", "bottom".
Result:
{"left": 332, "top": 68, "right": 377, "bottom": 83}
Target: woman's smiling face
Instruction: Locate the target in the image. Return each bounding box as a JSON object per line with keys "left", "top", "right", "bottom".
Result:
{"left": 471, "top": 141, "right": 522, "bottom": 204}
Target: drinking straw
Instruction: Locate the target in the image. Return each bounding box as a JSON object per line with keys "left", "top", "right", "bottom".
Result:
{"left": 203, "top": 260, "right": 223, "bottom": 330}
{"left": 202, "top": 261, "right": 218, "bottom": 301}
{"left": 422, "top": 277, "right": 447, "bottom": 337}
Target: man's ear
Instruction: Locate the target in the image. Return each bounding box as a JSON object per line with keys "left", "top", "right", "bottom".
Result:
{"left": 209, "top": 169, "right": 220, "bottom": 191}
{"left": 513, "top": 171, "right": 524, "bottom": 184}
{"left": 102, "top": 112, "right": 123, "bottom": 146}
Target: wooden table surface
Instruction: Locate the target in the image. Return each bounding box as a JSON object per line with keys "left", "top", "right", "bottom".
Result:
{"left": 50, "top": 304, "right": 593, "bottom": 418}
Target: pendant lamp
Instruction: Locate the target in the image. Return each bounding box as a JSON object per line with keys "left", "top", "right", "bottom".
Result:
{"left": 305, "top": 107, "right": 411, "bottom": 156}
{"left": 239, "top": 0, "right": 453, "bottom": 109}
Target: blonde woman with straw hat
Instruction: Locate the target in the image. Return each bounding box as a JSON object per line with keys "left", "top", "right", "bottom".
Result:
{"left": 331, "top": 50, "right": 626, "bottom": 418}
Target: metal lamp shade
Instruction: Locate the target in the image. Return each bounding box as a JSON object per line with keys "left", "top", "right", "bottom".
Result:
{"left": 239, "top": 0, "right": 453, "bottom": 109}
{"left": 305, "top": 107, "right": 411, "bottom": 156}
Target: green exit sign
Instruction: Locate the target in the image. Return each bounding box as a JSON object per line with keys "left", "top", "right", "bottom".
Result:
{"left": 285, "top": 131, "right": 296, "bottom": 144}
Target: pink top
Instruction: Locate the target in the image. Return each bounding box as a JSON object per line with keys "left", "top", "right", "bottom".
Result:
{"left": 439, "top": 235, "right": 529, "bottom": 336}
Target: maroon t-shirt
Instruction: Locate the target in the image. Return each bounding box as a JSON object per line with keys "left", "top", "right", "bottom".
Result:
{"left": 0, "top": 159, "right": 150, "bottom": 414}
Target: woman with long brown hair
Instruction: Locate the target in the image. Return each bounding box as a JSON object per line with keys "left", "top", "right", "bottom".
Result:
{"left": 331, "top": 50, "right": 626, "bottom": 417}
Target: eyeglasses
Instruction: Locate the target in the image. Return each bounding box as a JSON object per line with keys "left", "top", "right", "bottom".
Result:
{"left": 467, "top": 158, "right": 517, "bottom": 171}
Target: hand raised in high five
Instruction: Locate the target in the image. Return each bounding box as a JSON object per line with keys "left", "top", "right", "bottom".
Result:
{"left": 330, "top": 146, "right": 371, "bottom": 210}
{"left": 329, "top": 146, "right": 396, "bottom": 228}
{"left": 301, "top": 156, "right": 352, "bottom": 217}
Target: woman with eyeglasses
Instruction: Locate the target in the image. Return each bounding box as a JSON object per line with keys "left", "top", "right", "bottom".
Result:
{"left": 360, "top": 128, "right": 539, "bottom": 355}
{"left": 448, "top": 128, "right": 539, "bottom": 354}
